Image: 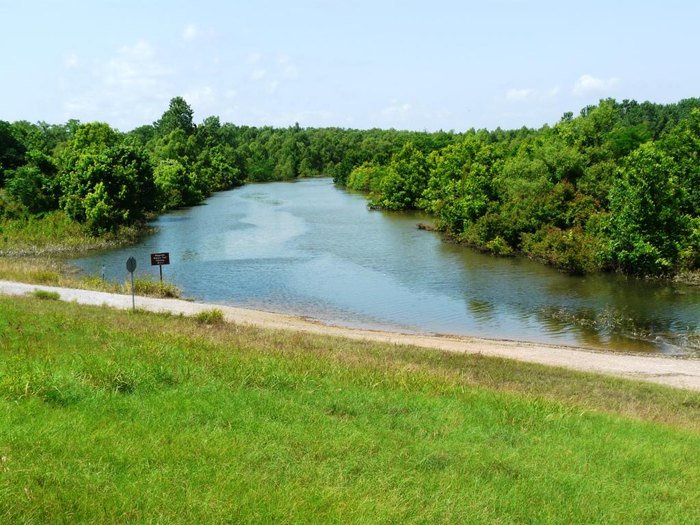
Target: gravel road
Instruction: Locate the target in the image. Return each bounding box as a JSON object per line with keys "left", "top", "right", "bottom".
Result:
{"left": 2, "top": 279, "right": 699, "bottom": 391}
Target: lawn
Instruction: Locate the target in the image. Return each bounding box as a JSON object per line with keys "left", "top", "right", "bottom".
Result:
{"left": 0, "top": 295, "right": 698, "bottom": 523}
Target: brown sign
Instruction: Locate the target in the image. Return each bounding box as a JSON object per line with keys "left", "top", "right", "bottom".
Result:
{"left": 150, "top": 252, "right": 170, "bottom": 266}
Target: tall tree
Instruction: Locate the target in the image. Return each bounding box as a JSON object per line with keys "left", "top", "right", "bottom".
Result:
{"left": 58, "top": 123, "right": 156, "bottom": 233}
{"left": 155, "top": 97, "right": 195, "bottom": 136}
{"left": 0, "top": 120, "right": 26, "bottom": 185}
{"left": 607, "top": 143, "right": 691, "bottom": 275}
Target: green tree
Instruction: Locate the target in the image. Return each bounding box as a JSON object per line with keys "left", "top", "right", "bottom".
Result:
{"left": 151, "top": 128, "right": 195, "bottom": 166}
{"left": 377, "top": 143, "right": 428, "bottom": 210}
{"left": 660, "top": 109, "right": 700, "bottom": 215}
{"left": 5, "top": 151, "right": 59, "bottom": 213}
{"left": 155, "top": 97, "right": 195, "bottom": 136}
{"left": 59, "top": 124, "right": 156, "bottom": 232}
{"left": 0, "top": 120, "right": 26, "bottom": 185}
{"left": 154, "top": 159, "right": 202, "bottom": 210}
{"left": 421, "top": 138, "right": 492, "bottom": 233}
{"left": 347, "top": 162, "right": 387, "bottom": 193}
{"left": 194, "top": 144, "right": 244, "bottom": 193}
{"left": 607, "top": 143, "right": 691, "bottom": 275}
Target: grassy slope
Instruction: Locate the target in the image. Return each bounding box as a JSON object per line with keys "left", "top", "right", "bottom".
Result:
{"left": 0, "top": 296, "right": 698, "bottom": 523}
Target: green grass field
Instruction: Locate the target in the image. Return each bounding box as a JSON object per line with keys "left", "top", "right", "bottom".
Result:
{"left": 0, "top": 295, "right": 698, "bottom": 523}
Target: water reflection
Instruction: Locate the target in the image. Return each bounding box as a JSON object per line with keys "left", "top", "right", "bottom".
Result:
{"left": 74, "top": 179, "right": 700, "bottom": 355}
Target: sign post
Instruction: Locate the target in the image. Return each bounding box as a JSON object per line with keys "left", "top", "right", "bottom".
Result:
{"left": 150, "top": 252, "right": 170, "bottom": 284}
{"left": 126, "top": 256, "right": 137, "bottom": 310}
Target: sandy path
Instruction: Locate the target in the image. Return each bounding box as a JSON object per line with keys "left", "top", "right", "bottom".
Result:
{"left": 2, "top": 279, "right": 700, "bottom": 391}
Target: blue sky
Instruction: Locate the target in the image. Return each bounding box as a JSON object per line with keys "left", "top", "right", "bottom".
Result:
{"left": 1, "top": 0, "right": 698, "bottom": 131}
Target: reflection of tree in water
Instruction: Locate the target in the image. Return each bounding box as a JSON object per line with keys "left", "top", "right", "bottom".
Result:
{"left": 535, "top": 305, "right": 699, "bottom": 356}
{"left": 467, "top": 299, "right": 495, "bottom": 322}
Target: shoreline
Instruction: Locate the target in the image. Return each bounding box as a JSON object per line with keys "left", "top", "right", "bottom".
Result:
{"left": 2, "top": 279, "right": 700, "bottom": 391}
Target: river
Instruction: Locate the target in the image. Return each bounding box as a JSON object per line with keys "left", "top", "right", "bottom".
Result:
{"left": 75, "top": 178, "right": 700, "bottom": 355}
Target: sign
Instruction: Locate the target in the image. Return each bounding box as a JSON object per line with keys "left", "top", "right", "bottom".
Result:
{"left": 126, "top": 257, "right": 137, "bottom": 310}
{"left": 151, "top": 252, "right": 170, "bottom": 266}
{"left": 150, "top": 252, "right": 170, "bottom": 284}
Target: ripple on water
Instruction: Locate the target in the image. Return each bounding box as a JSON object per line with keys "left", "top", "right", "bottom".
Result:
{"left": 73, "top": 179, "right": 700, "bottom": 355}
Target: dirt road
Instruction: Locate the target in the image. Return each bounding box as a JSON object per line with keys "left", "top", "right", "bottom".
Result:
{"left": 2, "top": 279, "right": 699, "bottom": 391}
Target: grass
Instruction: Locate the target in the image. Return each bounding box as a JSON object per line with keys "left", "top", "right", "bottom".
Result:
{"left": 0, "top": 257, "right": 181, "bottom": 299}
{"left": 0, "top": 213, "right": 183, "bottom": 299}
{"left": 0, "top": 211, "right": 145, "bottom": 256}
{"left": 130, "top": 276, "right": 182, "bottom": 299}
{"left": 0, "top": 296, "right": 698, "bottom": 523}
{"left": 193, "top": 308, "right": 225, "bottom": 325}
{"left": 30, "top": 289, "right": 60, "bottom": 300}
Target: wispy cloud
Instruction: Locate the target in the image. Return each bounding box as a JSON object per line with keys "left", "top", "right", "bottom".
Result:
{"left": 251, "top": 69, "right": 267, "bottom": 81}
{"left": 248, "top": 55, "right": 300, "bottom": 96}
{"left": 381, "top": 100, "right": 413, "bottom": 118}
{"left": 278, "top": 55, "right": 299, "bottom": 79}
{"left": 183, "top": 86, "right": 215, "bottom": 106}
{"left": 505, "top": 88, "right": 535, "bottom": 102}
{"left": 102, "top": 41, "right": 173, "bottom": 89}
{"left": 546, "top": 86, "right": 560, "bottom": 98}
{"left": 182, "top": 24, "right": 200, "bottom": 42}
{"left": 64, "top": 53, "right": 80, "bottom": 69}
{"left": 247, "top": 52, "right": 262, "bottom": 65}
{"left": 505, "top": 86, "right": 560, "bottom": 103}
{"left": 572, "top": 74, "right": 620, "bottom": 96}
{"left": 62, "top": 40, "right": 173, "bottom": 129}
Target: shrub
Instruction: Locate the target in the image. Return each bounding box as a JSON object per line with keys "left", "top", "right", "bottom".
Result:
{"left": 522, "top": 226, "right": 604, "bottom": 275}
{"left": 122, "top": 276, "right": 181, "bottom": 298}
{"left": 485, "top": 236, "right": 513, "bottom": 256}
{"left": 32, "top": 289, "right": 60, "bottom": 300}
{"left": 193, "top": 308, "right": 225, "bottom": 325}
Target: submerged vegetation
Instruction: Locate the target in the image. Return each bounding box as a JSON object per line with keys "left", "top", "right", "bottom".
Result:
{"left": 1, "top": 96, "right": 699, "bottom": 278}
{"left": 0, "top": 295, "right": 699, "bottom": 522}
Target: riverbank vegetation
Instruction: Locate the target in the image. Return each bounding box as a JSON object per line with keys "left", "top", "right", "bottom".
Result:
{"left": 1, "top": 97, "right": 698, "bottom": 277}
{"left": 0, "top": 295, "right": 698, "bottom": 522}
{"left": 345, "top": 99, "right": 700, "bottom": 277}
{"left": 0, "top": 257, "right": 180, "bottom": 298}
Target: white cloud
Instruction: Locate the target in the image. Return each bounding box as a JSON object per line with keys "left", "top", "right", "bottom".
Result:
{"left": 246, "top": 108, "right": 336, "bottom": 127}
{"left": 247, "top": 52, "right": 262, "bottom": 65}
{"left": 545, "top": 86, "right": 560, "bottom": 98}
{"left": 382, "top": 101, "right": 413, "bottom": 118}
{"left": 376, "top": 101, "right": 451, "bottom": 130}
{"left": 183, "top": 24, "right": 200, "bottom": 41}
{"left": 183, "top": 86, "right": 215, "bottom": 106}
{"left": 572, "top": 74, "right": 620, "bottom": 96}
{"left": 505, "top": 88, "right": 535, "bottom": 102}
{"left": 380, "top": 100, "right": 418, "bottom": 127}
{"left": 103, "top": 40, "right": 172, "bottom": 89}
{"left": 266, "top": 80, "right": 279, "bottom": 94}
{"left": 505, "top": 86, "right": 560, "bottom": 103}
{"left": 278, "top": 55, "right": 299, "bottom": 79}
{"left": 62, "top": 40, "right": 173, "bottom": 129}
{"left": 251, "top": 68, "right": 267, "bottom": 81}
{"left": 64, "top": 53, "right": 80, "bottom": 69}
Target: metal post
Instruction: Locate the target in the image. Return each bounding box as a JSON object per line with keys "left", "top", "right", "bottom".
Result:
{"left": 126, "top": 256, "right": 137, "bottom": 311}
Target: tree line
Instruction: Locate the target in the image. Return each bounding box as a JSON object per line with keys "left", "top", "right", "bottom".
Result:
{"left": 0, "top": 97, "right": 448, "bottom": 234}
{"left": 1, "top": 96, "right": 698, "bottom": 277}
{"left": 345, "top": 98, "right": 700, "bottom": 277}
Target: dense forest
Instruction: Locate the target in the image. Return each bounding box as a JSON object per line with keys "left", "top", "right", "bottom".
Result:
{"left": 1, "top": 96, "right": 698, "bottom": 277}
